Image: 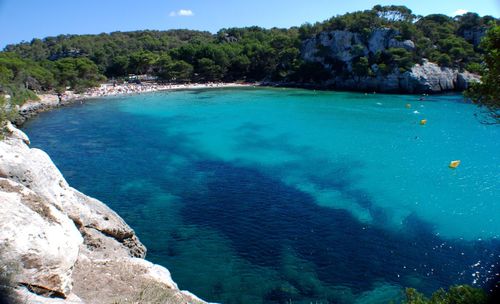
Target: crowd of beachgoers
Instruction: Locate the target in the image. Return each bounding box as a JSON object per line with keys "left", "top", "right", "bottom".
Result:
{"left": 60, "top": 82, "right": 255, "bottom": 102}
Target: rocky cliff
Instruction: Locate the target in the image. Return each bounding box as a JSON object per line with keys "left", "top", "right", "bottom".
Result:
{"left": 0, "top": 123, "right": 205, "bottom": 304}
{"left": 301, "top": 28, "right": 480, "bottom": 93}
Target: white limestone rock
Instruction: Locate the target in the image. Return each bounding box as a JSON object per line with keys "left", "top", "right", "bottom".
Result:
{"left": 302, "top": 30, "right": 367, "bottom": 66}
{"left": 15, "top": 287, "right": 85, "bottom": 304}
{"left": 0, "top": 128, "right": 146, "bottom": 258}
{"left": 388, "top": 38, "right": 416, "bottom": 51}
{"left": 5, "top": 121, "right": 30, "bottom": 145}
{"left": 368, "top": 28, "right": 394, "bottom": 54}
{"left": 457, "top": 71, "right": 481, "bottom": 90}
{"left": 19, "top": 94, "right": 60, "bottom": 114}
{"left": 126, "top": 258, "right": 178, "bottom": 290}
{"left": 0, "top": 178, "right": 82, "bottom": 297}
{"left": 402, "top": 60, "right": 458, "bottom": 93}
{"left": 71, "top": 256, "right": 206, "bottom": 304}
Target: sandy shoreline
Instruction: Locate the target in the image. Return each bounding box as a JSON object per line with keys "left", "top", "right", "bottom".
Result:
{"left": 61, "top": 82, "right": 257, "bottom": 101}
{"left": 15, "top": 82, "right": 257, "bottom": 125}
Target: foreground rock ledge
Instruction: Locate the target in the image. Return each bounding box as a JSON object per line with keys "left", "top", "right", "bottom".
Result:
{"left": 0, "top": 122, "right": 205, "bottom": 304}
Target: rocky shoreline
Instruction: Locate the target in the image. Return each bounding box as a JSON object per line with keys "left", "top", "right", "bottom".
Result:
{"left": 0, "top": 122, "right": 207, "bottom": 303}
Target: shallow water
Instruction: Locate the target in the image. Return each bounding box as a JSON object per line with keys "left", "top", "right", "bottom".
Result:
{"left": 23, "top": 88, "right": 499, "bottom": 303}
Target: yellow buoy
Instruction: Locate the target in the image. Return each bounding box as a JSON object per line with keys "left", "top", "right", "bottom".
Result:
{"left": 420, "top": 119, "right": 427, "bottom": 125}
{"left": 406, "top": 103, "right": 411, "bottom": 109}
{"left": 449, "top": 160, "right": 461, "bottom": 169}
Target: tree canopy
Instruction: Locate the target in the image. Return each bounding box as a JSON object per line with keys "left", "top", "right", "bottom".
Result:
{"left": 0, "top": 5, "right": 498, "bottom": 108}
{"left": 465, "top": 25, "right": 500, "bottom": 122}
{"left": 404, "top": 285, "right": 489, "bottom": 304}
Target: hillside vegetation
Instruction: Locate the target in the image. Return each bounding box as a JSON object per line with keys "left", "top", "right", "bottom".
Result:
{"left": 0, "top": 5, "right": 498, "bottom": 115}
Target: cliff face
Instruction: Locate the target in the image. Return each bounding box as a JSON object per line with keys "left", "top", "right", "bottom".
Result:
{"left": 461, "top": 28, "right": 486, "bottom": 48}
{"left": 301, "top": 29, "right": 480, "bottom": 93}
{"left": 0, "top": 123, "right": 205, "bottom": 304}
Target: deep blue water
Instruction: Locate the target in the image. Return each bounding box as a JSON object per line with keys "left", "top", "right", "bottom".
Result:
{"left": 22, "top": 88, "right": 499, "bottom": 304}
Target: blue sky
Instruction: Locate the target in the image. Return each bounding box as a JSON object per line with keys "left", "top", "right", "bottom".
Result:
{"left": 0, "top": 0, "right": 499, "bottom": 48}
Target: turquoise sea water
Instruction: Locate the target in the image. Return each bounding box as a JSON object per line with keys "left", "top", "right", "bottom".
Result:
{"left": 22, "top": 88, "right": 499, "bottom": 303}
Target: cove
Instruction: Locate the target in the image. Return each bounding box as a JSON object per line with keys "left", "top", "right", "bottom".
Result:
{"left": 22, "top": 88, "right": 499, "bottom": 304}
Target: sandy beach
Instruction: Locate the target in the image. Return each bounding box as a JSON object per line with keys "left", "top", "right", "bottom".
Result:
{"left": 61, "top": 82, "right": 256, "bottom": 101}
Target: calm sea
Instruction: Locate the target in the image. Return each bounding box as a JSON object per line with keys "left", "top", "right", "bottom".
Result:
{"left": 23, "top": 88, "right": 499, "bottom": 304}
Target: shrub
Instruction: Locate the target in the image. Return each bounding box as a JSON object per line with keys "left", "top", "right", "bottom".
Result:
{"left": 403, "top": 285, "right": 488, "bottom": 304}
{"left": 465, "top": 62, "right": 484, "bottom": 74}
{"left": 465, "top": 25, "right": 500, "bottom": 122}
{"left": 437, "top": 53, "right": 452, "bottom": 66}
{"left": 0, "top": 95, "right": 19, "bottom": 139}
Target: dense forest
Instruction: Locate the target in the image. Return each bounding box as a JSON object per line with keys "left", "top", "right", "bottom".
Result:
{"left": 0, "top": 5, "right": 498, "bottom": 107}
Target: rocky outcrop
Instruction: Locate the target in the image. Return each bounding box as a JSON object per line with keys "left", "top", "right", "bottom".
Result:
{"left": 301, "top": 28, "right": 480, "bottom": 93}
{"left": 15, "top": 94, "right": 61, "bottom": 126}
{"left": 290, "top": 60, "right": 479, "bottom": 94}
{"left": 302, "top": 28, "right": 413, "bottom": 67}
{"left": 400, "top": 60, "right": 480, "bottom": 92}
{"left": 0, "top": 178, "right": 82, "bottom": 297}
{"left": 461, "top": 28, "right": 486, "bottom": 48}
{"left": 303, "top": 30, "right": 367, "bottom": 68}
{"left": 0, "top": 123, "right": 146, "bottom": 259}
{"left": 0, "top": 123, "right": 205, "bottom": 304}
{"left": 388, "top": 38, "right": 415, "bottom": 51}
{"left": 456, "top": 70, "right": 481, "bottom": 90}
